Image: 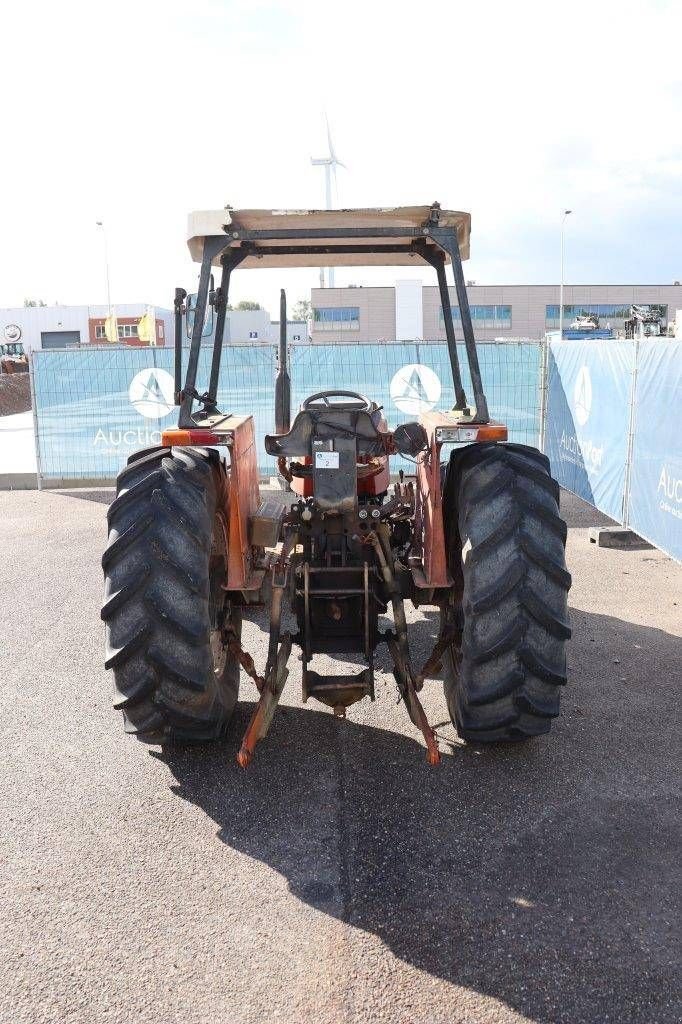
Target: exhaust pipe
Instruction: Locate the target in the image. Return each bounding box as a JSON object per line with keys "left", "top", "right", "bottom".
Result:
{"left": 274, "top": 288, "right": 291, "bottom": 434}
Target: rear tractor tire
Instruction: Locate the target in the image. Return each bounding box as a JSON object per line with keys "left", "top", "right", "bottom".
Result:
{"left": 442, "top": 443, "right": 571, "bottom": 743}
{"left": 102, "top": 445, "right": 241, "bottom": 744}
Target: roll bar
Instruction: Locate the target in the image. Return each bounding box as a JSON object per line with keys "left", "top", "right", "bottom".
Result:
{"left": 175, "top": 202, "right": 489, "bottom": 427}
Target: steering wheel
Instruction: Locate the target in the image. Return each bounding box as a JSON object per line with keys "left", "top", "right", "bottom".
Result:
{"left": 302, "top": 390, "right": 372, "bottom": 411}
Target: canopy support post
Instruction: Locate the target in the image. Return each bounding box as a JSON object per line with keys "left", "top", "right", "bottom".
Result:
{"left": 179, "top": 236, "right": 229, "bottom": 427}
{"left": 207, "top": 250, "right": 247, "bottom": 409}
{"left": 173, "top": 287, "right": 187, "bottom": 405}
{"left": 414, "top": 241, "right": 468, "bottom": 413}
{"left": 434, "top": 255, "right": 469, "bottom": 413}
{"left": 429, "top": 227, "right": 489, "bottom": 423}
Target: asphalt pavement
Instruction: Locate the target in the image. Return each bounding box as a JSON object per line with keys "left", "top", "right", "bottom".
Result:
{"left": 0, "top": 487, "right": 680, "bottom": 1024}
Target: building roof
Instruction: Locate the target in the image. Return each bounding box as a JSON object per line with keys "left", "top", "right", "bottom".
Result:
{"left": 186, "top": 206, "right": 471, "bottom": 268}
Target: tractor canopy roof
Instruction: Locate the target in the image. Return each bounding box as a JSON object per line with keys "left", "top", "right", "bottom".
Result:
{"left": 186, "top": 205, "right": 471, "bottom": 268}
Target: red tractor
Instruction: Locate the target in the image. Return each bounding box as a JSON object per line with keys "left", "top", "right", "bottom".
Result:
{"left": 102, "top": 204, "right": 570, "bottom": 764}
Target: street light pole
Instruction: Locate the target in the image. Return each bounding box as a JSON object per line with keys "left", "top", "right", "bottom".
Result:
{"left": 96, "top": 221, "right": 112, "bottom": 317}
{"left": 559, "top": 209, "right": 572, "bottom": 338}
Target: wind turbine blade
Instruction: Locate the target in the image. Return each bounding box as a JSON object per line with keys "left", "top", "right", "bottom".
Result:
{"left": 326, "top": 114, "right": 337, "bottom": 163}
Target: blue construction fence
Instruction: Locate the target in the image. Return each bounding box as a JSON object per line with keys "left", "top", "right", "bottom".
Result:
{"left": 29, "top": 338, "right": 681, "bottom": 559}
{"left": 30, "top": 340, "right": 542, "bottom": 485}
{"left": 545, "top": 338, "right": 681, "bottom": 561}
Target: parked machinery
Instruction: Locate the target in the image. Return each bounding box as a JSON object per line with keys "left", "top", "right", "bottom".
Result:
{"left": 569, "top": 313, "right": 600, "bottom": 331}
{"left": 102, "top": 204, "right": 571, "bottom": 765}
{"left": 624, "top": 304, "right": 665, "bottom": 339}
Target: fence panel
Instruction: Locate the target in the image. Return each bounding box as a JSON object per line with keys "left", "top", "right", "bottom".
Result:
{"left": 288, "top": 341, "right": 540, "bottom": 437}
{"left": 545, "top": 340, "right": 634, "bottom": 522}
{"left": 626, "top": 340, "right": 682, "bottom": 560}
{"left": 31, "top": 341, "right": 542, "bottom": 484}
{"left": 31, "top": 346, "right": 276, "bottom": 484}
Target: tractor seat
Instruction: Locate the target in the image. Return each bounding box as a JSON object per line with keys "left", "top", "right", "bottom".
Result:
{"left": 264, "top": 390, "right": 387, "bottom": 458}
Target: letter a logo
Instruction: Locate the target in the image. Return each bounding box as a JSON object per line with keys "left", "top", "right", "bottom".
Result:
{"left": 390, "top": 363, "right": 441, "bottom": 415}
{"left": 128, "top": 367, "right": 175, "bottom": 419}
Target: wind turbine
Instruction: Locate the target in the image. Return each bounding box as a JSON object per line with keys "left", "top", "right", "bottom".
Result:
{"left": 311, "top": 117, "right": 346, "bottom": 287}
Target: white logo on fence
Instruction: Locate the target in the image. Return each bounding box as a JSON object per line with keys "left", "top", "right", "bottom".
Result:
{"left": 390, "top": 363, "right": 441, "bottom": 415}
{"left": 129, "top": 368, "right": 175, "bottom": 418}
{"left": 573, "top": 365, "right": 592, "bottom": 426}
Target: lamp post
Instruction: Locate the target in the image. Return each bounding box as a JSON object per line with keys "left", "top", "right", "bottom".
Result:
{"left": 559, "top": 209, "right": 572, "bottom": 338}
{"left": 96, "top": 221, "right": 112, "bottom": 317}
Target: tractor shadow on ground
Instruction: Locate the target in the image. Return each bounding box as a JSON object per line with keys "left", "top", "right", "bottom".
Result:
{"left": 159, "top": 605, "right": 679, "bottom": 1024}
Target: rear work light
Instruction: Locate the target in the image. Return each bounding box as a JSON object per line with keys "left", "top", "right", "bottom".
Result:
{"left": 435, "top": 423, "right": 508, "bottom": 443}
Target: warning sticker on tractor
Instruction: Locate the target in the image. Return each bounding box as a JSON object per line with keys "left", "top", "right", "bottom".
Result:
{"left": 315, "top": 451, "right": 339, "bottom": 469}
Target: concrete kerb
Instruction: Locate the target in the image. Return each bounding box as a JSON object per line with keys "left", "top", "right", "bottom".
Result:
{"left": 0, "top": 473, "right": 39, "bottom": 490}
{"left": 588, "top": 526, "right": 654, "bottom": 551}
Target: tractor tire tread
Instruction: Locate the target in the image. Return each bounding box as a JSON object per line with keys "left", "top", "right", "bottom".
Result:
{"left": 442, "top": 442, "right": 571, "bottom": 743}
{"left": 102, "top": 445, "right": 240, "bottom": 743}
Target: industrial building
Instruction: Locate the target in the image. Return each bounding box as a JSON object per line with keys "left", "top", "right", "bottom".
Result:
{"left": 226, "top": 310, "right": 307, "bottom": 344}
{"left": 1, "top": 304, "right": 173, "bottom": 353}
{"left": 1, "top": 304, "right": 308, "bottom": 352}
{"left": 310, "top": 281, "right": 682, "bottom": 342}
{"left": 7, "top": 282, "right": 679, "bottom": 353}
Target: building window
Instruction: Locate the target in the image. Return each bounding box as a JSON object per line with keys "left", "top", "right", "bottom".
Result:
{"left": 95, "top": 322, "right": 140, "bottom": 340}
{"left": 118, "top": 324, "right": 139, "bottom": 339}
{"left": 313, "top": 306, "right": 360, "bottom": 331}
{"left": 440, "top": 304, "right": 512, "bottom": 330}
{"left": 545, "top": 303, "right": 667, "bottom": 328}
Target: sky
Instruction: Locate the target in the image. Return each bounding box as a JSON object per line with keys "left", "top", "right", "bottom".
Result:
{"left": 1, "top": 0, "right": 681, "bottom": 316}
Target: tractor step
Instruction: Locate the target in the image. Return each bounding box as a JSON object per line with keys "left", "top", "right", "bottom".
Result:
{"left": 303, "top": 668, "right": 374, "bottom": 712}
